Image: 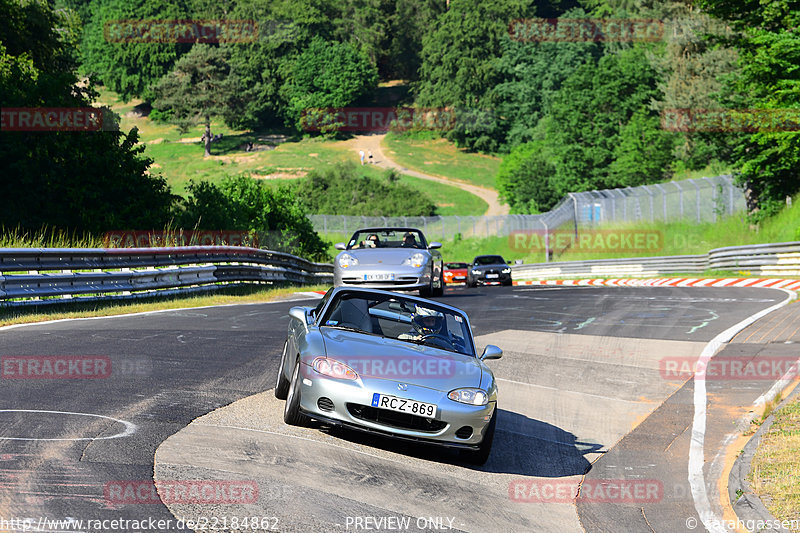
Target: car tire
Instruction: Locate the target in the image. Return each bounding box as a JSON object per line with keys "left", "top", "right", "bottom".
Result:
{"left": 283, "top": 359, "right": 308, "bottom": 426}
{"left": 502, "top": 279, "right": 513, "bottom": 287}
{"left": 462, "top": 405, "right": 497, "bottom": 466}
{"left": 419, "top": 275, "right": 433, "bottom": 297}
{"left": 432, "top": 270, "right": 444, "bottom": 297}
{"left": 274, "top": 341, "right": 290, "bottom": 400}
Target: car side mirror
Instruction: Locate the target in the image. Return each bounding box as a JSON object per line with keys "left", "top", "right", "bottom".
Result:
{"left": 480, "top": 345, "right": 503, "bottom": 360}
{"left": 334, "top": 243, "right": 346, "bottom": 250}
{"left": 428, "top": 242, "right": 442, "bottom": 249}
{"left": 289, "top": 306, "right": 308, "bottom": 326}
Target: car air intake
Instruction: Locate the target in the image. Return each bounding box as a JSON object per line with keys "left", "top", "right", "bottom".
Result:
{"left": 455, "top": 426, "right": 473, "bottom": 439}
{"left": 317, "top": 397, "right": 335, "bottom": 411}
{"left": 346, "top": 403, "right": 446, "bottom": 432}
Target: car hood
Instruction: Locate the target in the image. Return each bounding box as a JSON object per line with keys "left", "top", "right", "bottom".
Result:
{"left": 319, "top": 328, "right": 482, "bottom": 391}
{"left": 341, "top": 248, "right": 429, "bottom": 266}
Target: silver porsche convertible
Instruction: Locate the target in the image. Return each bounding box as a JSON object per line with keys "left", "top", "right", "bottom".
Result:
{"left": 275, "top": 286, "right": 502, "bottom": 464}
{"left": 333, "top": 227, "right": 444, "bottom": 297}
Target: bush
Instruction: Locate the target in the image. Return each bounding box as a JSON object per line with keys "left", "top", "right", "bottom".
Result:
{"left": 291, "top": 162, "right": 437, "bottom": 217}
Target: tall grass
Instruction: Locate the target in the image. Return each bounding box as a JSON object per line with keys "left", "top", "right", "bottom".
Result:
{"left": 0, "top": 226, "right": 105, "bottom": 248}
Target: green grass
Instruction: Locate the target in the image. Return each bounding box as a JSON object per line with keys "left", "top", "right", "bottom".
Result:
{"left": 748, "top": 396, "right": 800, "bottom": 525}
{"left": 383, "top": 132, "right": 502, "bottom": 190}
{"left": 98, "top": 87, "right": 486, "bottom": 214}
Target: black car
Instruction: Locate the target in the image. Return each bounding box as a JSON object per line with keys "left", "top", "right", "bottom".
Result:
{"left": 467, "top": 255, "right": 512, "bottom": 287}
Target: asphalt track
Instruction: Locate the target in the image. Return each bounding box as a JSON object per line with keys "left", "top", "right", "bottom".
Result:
{"left": 0, "top": 285, "right": 794, "bottom": 533}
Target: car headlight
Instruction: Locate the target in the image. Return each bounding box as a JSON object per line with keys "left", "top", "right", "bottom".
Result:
{"left": 338, "top": 253, "right": 358, "bottom": 268}
{"left": 502, "top": 267, "right": 511, "bottom": 274}
{"left": 312, "top": 357, "right": 358, "bottom": 380}
{"left": 471, "top": 269, "right": 481, "bottom": 274}
{"left": 403, "top": 253, "right": 426, "bottom": 268}
{"left": 448, "top": 388, "right": 488, "bottom": 406}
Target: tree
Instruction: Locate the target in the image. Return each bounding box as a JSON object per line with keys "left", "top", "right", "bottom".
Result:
{"left": 696, "top": 0, "right": 800, "bottom": 219}
{"left": 178, "top": 176, "right": 328, "bottom": 260}
{"left": 1, "top": 0, "right": 175, "bottom": 234}
{"left": 280, "top": 36, "right": 378, "bottom": 131}
{"left": 496, "top": 141, "right": 559, "bottom": 213}
{"left": 153, "top": 44, "right": 242, "bottom": 157}
{"left": 81, "top": 0, "right": 190, "bottom": 101}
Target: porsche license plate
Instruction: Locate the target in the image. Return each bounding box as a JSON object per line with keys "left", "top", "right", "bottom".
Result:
{"left": 371, "top": 393, "right": 437, "bottom": 417}
{"left": 365, "top": 273, "right": 395, "bottom": 281}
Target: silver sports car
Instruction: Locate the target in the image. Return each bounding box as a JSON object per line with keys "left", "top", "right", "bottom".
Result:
{"left": 333, "top": 227, "right": 444, "bottom": 297}
{"left": 275, "top": 286, "right": 502, "bottom": 464}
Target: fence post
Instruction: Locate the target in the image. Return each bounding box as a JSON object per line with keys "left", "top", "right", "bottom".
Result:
{"left": 675, "top": 181, "right": 684, "bottom": 218}
{"left": 726, "top": 175, "right": 735, "bottom": 215}
{"left": 702, "top": 177, "right": 717, "bottom": 223}
{"left": 690, "top": 179, "right": 701, "bottom": 223}
{"left": 654, "top": 183, "right": 668, "bottom": 220}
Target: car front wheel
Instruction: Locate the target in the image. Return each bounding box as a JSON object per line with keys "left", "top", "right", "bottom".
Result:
{"left": 283, "top": 360, "right": 308, "bottom": 426}
{"left": 274, "top": 341, "right": 290, "bottom": 400}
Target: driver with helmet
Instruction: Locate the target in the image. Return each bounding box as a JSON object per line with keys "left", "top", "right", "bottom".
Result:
{"left": 398, "top": 306, "right": 447, "bottom": 341}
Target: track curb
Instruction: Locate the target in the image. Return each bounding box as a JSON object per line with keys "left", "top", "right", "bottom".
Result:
{"left": 513, "top": 278, "right": 800, "bottom": 290}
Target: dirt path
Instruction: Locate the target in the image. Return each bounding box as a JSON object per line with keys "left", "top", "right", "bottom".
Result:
{"left": 342, "top": 134, "right": 509, "bottom": 216}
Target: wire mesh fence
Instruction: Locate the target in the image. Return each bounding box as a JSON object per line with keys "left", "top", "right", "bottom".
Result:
{"left": 308, "top": 175, "right": 744, "bottom": 240}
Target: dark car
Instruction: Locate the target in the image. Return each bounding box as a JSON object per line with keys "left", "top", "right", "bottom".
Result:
{"left": 467, "top": 255, "right": 512, "bottom": 287}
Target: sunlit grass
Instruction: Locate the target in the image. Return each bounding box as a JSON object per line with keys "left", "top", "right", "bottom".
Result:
{"left": 748, "top": 397, "right": 800, "bottom": 525}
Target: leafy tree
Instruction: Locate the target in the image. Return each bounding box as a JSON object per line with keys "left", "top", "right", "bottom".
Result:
{"left": 1, "top": 0, "right": 174, "bottom": 233}
{"left": 81, "top": 0, "right": 190, "bottom": 101}
{"left": 280, "top": 36, "right": 378, "bottom": 130}
{"left": 608, "top": 108, "right": 676, "bottom": 187}
{"left": 153, "top": 44, "right": 242, "bottom": 157}
{"left": 496, "top": 141, "right": 559, "bottom": 213}
{"left": 697, "top": 0, "right": 800, "bottom": 218}
{"left": 178, "top": 176, "right": 328, "bottom": 260}
{"left": 291, "top": 163, "right": 437, "bottom": 217}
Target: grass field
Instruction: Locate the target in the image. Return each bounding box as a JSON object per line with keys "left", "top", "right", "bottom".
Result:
{"left": 97, "top": 88, "right": 488, "bottom": 213}
{"left": 749, "top": 396, "right": 800, "bottom": 526}
{"left": 383, "top": 133, "right": 502, "bottom": 190}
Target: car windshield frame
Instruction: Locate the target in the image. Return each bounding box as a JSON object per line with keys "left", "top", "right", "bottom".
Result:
{"left": 474, "top": 255, "right": 507, "bottom": 265}
{"left": 318, "top": 290, "right": 476, "bottom": 357}
{"left": 346, "top": 228, "right": 428, "bottom": 250}
{"left": 445, "top": 262, "right": 468, "bottom": 269}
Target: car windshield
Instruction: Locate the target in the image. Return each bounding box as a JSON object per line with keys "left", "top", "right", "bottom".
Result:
{"left": 474, "top": 256, "right": 506, "bottom": 265}
{"left": 445, "top": 262, "right": 468, "bottom": 269}
{"left": 347, "top": 229, "right": 426, "bottom": 250}
{"left": 319, "top": 291, "right": 474, "bottom": 356}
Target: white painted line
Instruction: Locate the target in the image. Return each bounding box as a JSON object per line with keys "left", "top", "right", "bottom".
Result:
{"left": 688, "top": 288, "right": 797, "bottom": 533}
{"left": 0, "top": 409, "right": 137, "bottom": 441}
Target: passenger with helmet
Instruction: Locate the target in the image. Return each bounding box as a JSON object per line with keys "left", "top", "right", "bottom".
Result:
{"left": 398, "top": 306, "right": 447, "bottom": 341}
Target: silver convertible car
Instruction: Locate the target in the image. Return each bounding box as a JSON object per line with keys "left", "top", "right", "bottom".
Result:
{"left": 275, "top": 286, "right": 502, "bottom": 464}
{"left": 333, "top": 227, "right": 444, "bottom": 297}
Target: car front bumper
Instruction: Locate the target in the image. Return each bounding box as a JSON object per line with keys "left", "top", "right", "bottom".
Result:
{"left": 335, "top": 265, "right": 431, "bottom": 290}
{"left": 469, "top": 272, "right": 512, "bottom": 284}
{"left": 297, "top": 364, "right": 494, "bottom": 448}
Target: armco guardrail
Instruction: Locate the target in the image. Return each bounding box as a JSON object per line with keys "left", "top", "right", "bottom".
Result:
{"left": 0, "top": 246, "right": 333, "bottom": 307}
{"left": 512, "top": 242, "right": 800, "bottom": 280}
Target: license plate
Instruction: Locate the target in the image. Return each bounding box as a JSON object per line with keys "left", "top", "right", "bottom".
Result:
{"left": 454, "top": 276, "right": 466, "bottom": 280}
{"left": 371, "top": 393, "right": 437, "bottom": 418}
{"left": 486, "top": 273, "right": 499, "bottom": 279}
{"left": 365, "top": 273, "right": 395, "bottom": 281}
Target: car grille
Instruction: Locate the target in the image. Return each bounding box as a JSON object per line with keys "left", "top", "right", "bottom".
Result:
{"left": 341, "top": 278, "right": 418, "bottom": 285}
{"left": 346, "top": 403, "right": 446, "bottom": 433}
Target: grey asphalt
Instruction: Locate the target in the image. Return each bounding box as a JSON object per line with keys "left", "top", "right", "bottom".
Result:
{"left": 0, "top": 286, "right": 789, "bottom": 533}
